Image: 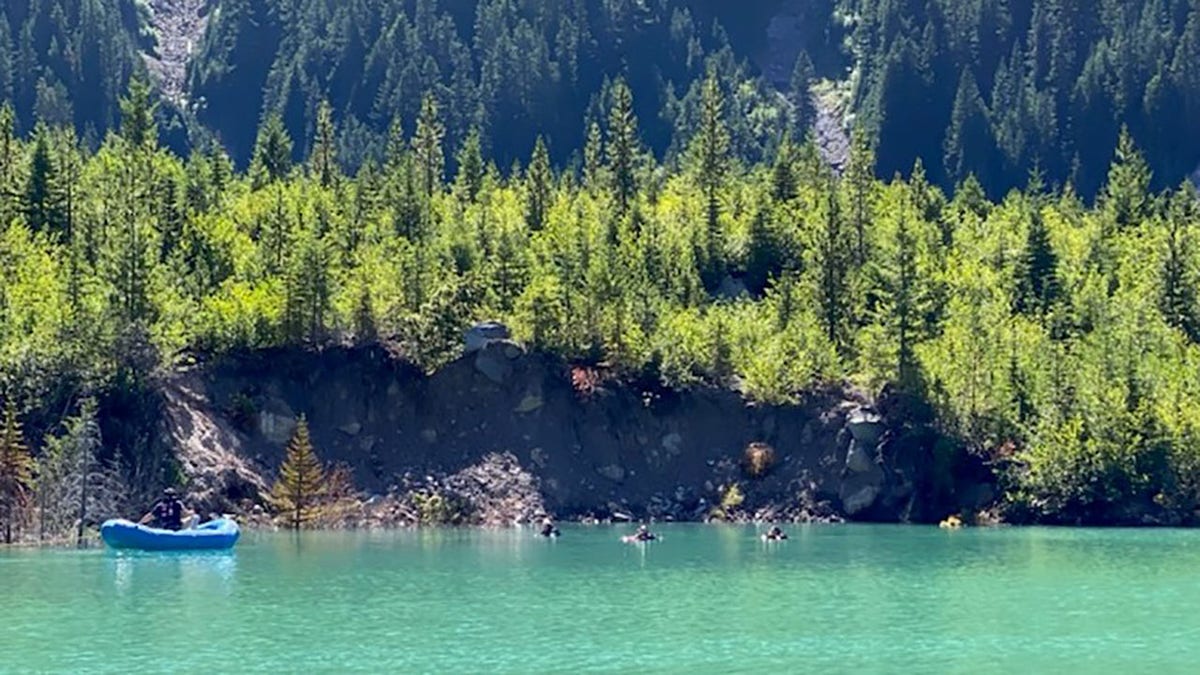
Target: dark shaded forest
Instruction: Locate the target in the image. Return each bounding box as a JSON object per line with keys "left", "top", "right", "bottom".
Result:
{"left": 850, "top": 0, "right": 1200, "bottom": 197}
{"left": 7, "top": 1, "right": 1200, "bottom": 196}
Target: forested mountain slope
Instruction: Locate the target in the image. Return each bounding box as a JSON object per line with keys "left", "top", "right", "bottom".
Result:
{"left": 1, "top": 0, "right": 144, "bottom": 139}
{"left": 186, "top": 0, "right": 821, "bottom": 171}
{"left": 849, "top": 0, "right": 1200, "bottom": 197}
{"left": 6, "top": 0, "right": 1200, "bottom": 198}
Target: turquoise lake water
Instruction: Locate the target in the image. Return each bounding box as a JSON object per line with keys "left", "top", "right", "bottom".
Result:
{"left": 4, "top": 524, "right": 1200, "bottom": 673}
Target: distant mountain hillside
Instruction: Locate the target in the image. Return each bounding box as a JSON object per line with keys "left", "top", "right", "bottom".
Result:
{"left": 186, "top": 0, "right": 824, "bottom": 170}
{"left": 3, "top": 0, "right": 1200, "bottom": 197}
{"left": 847, "top": 0, "right": 1200, "bottom": 196}
{"left": 1, "top": 0, "right": 144, "bottom": 138}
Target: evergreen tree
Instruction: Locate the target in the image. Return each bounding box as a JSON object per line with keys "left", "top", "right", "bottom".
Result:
{"left": 1162, "top": 183, "right": 1200, "bottom": 341}
{"left": 251, "top": 114, "right": 294, "bottom": 187}
{"left": 55, "top": 127, "right": 82, "bottom": 241}
{"left": 0, "top": 105, "right": 17, "bottom": 224}
{"left": 394, "top": 155, "right": 425, "bottom": 241}
{"left": 105, "top": 143, "right": 156, "bottom": 326}
{"left": 119, "top": 76, "right": 157, "bottom": 150}
{"left": 1016, "top": 201, "right": 1060, "bottom": 316}
{"left": 1104, "top": 127, "right": 1152, "bottom": 229}
{"left": 309, "top": 100, "right": 339, "bottom": 188}
{"left": 525, "top": 136, "right": 552, "bottom": 231}
{"left": 271, "top": 415, "right": 326, "bottom": 530}
{"left": 24, "top": 124, "right": 66, "bottom": 235}
{"left": 746, "top": 204, "right": 796, "bottom": 294}
{"left": 789, "top": 50, "right": 816, "bottom": 136}
{"left": 456, "top": 128, "right": 485, "bottom": 202}
{"left": 811, "top": 184, "right": 853, "bottom": 349}
{"left": 943, "top": 67, "right": 992, "bottom": 187}
{"left": 413, "top": 92, "right": 445, "bottom": 199}
{"left": 844, "top": 126, "right": 877, "bottom": 266}
{"left": 582, "top": 121, "right": 604, "bottom": 190}
{"left": 606, "top": 79, "right": 639, "bottom": 212}
{"left": 0, "top": 14, "right": 10, "bottom": 104}
{"left": 871, "top": 204, "right": 930, "bottom": 390}
{"left": 0, "top": 403, "right": 33, "bottom": 544}
{"left": 692, "top": 69, "right": 732, "bottom": 287}
{"left": 385, "top": 118, "right": 407, "bottom": 175}
{"left": 284, "top": 227, "right": 331, "bottom": 343}
{"left": 771, "top": 135, "right": 798, "bottom": 202}
{"left": 206, "top": 143, "right": 234, "bottom": 208}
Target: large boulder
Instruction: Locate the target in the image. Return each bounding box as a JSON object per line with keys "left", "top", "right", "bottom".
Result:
{"left": 716, "top": 275, "right": 750, "bottom": 300}
{"left": 464, "top": 321, "right": 511, "bottom": 353}
{"left": 839, "top": 463, "right": 885, "bottom": 517}
{"left": 846, "top": 405, "right": 884, "bottom": 447}
{"left": 845, "top": 439, "right": 876, "bottom": 474}
{"left": 596, "top": 464, "right": 626, "bottom": 483}
{"left": 474, "top": 343, "right": 514, "bottom": 384}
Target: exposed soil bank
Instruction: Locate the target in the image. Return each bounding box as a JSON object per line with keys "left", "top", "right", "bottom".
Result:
{"left": 160, "top": 341, "right": 995, "bottom": 527}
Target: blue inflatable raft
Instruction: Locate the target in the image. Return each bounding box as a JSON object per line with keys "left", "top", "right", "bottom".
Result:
{"left": 100, "top": 518, "right": 240, "bottom": 551}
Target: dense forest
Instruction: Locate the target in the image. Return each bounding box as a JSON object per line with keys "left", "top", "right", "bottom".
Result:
{"left": 0, "top": 68, "right": 1199, "bottom": 525}
{"left": 8, "top": 0, "right": 1200, "bottom": 197}
{"left": 850, "top": 0, "right": 1200, "bottom": 197}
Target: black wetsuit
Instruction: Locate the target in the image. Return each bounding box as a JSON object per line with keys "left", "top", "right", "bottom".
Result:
{"left": 151, "top": 497, "right": 184, "bottom": 531}
{"left": 540, "top": 523, "right": 559, "bottom": 537}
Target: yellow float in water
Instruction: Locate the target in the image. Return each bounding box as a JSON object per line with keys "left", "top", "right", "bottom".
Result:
{"left": 939, "top": 515, "right": 964, "bottom": 529}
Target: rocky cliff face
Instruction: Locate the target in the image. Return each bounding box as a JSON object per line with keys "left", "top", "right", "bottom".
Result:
{"left": 162, "top": 342, "right": 994, "bottom": 525}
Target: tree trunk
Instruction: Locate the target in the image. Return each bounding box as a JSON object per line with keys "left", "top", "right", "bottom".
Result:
{"left": 76, "top": 460, "right": 88, "bottom": 547}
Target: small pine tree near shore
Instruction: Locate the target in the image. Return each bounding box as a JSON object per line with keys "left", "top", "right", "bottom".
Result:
{"left": 0, "top": 403, "right": 34, "bottom": 544}
{"left": 272, "top": 415, "right": 325, "bottom": 530}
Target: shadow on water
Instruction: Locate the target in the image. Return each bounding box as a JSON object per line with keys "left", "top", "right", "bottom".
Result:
{"left": 107, "top": 548, "right": 238, "bottom": 598}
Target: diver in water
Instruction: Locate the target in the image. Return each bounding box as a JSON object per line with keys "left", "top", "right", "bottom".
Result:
{"left": 764, "top": 525, "right": 788, "bottom": 541}
{"left": 139, "top": 488, "right": 197, "bottom": 531}
{"left": 539, "top": 517, "right": 560, "bottom": 538}
{"left": 631, "top": 524, "right": 656, "bottom": 542}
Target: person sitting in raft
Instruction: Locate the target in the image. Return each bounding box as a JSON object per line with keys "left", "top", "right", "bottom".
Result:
{"left": 764, "top": 526, "right": 788, "bottom": 541}
{"left": 139, "top": 488, "right": 197, "bottom": 531}
{"left": 539, "top": 517, "right": 560, "bottom": 538}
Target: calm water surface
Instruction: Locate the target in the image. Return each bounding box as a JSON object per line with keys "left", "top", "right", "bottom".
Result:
{"left": 3, "top": 525, "right": 1200, "bottom": 673}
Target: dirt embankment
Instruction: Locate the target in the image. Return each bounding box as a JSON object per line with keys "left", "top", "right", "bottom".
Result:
{"left": 160, "top": 340, "right": 994, "bottom": 527}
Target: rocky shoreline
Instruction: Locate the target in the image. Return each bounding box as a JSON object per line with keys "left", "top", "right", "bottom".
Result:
{"left": 162, "top": 334, "right": 997, "bottom": 531}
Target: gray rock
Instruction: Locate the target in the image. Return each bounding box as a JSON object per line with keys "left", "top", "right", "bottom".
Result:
{"left": 841, "top": 484, "right": 880, "bottom": 516}
{"left": 474, "top": 344, "right": 513, "bottom": 384}
{"left": 464, "top": 321, "right": 511, "bottom": 353}
{"left": 661, "top": 432, "right": 683, "bottom": 455}
{"left": 337, "top": 422, "right": 362, "bottom": 436}
{"left": 716, "top": 275, "right": 749, "bottom": 300}
{"left": 846, "top": 406, "right": 885, "bottom": 446}
{"left": 258, "top": 399, "right": 296, "bottom": 445}
{"left": 845, "top": 439, "right": 876, "bottom": 474}
{"left": 840, "top": 464, "right": 885, "bottom": 516}
{"left": 597, "top": 464, "right": 626, "bottom": 482}
{"left": 514, "top": 392, "right": 544, "bottom": 414}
